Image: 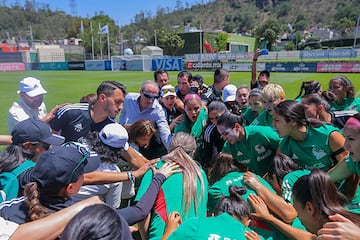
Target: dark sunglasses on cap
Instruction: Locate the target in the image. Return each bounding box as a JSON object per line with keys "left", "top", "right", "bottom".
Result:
{"left": 161, "top": 88, "right": 175, "bottom": 95}
{"left": 31, "top": 141, "right": 50, "bottom": 150}
{"left": 142, "top": 90, "right": 159, "bottom": 100}
{"left": 62, "top": 142, "right": 91, "bottom": 184}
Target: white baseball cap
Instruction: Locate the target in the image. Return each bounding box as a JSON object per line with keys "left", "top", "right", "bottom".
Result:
{"left": 17, "top": 77, "right": 47, "bottom": 97}
{"left": 99, "top": 123, "right": 129, "bottom": 151}
{"left": 160, "top": 84, "right": 176, "bottom": 98}
{"left": 223, "top": 84, "right": 237, "bottom": 102}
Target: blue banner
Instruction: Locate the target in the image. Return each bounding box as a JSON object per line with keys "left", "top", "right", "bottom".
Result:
{"left": 301, "top": 49, "right": 356, "bottom": 59}
{"left": 266, "top": 62, "right": 317, "bottom": 72}
{"left": 39, "top": 62, "right": 68, "bottom": 70}
{"left": 85, "top": 60, "right": 105, "bottom": 70}
{"left": 104, "top": 60, "right": 112, "bottom": 70}
{"left": 152, "top": 58, "right": 183, "bottom": 71}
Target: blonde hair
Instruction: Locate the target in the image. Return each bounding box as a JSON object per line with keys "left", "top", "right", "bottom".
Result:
{"left": 162, "top": 132, "right": 206, "bottom": 217}
{"left": 262, "top": 83, "right": 286, "bottom": 100}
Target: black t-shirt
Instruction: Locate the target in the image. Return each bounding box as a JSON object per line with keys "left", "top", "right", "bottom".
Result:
{"left": 200, "top": 85, "right": 222, "bottom": 106}
{"left": 50, "top": 103, "right": 115, "bottom": 142}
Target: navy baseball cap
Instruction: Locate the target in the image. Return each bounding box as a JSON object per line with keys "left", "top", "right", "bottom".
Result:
{"left": 31, "top": 145, "right": 100, "bottom": 191}
{"left": 11, "top": 119, "right": 65, "bottom": 145}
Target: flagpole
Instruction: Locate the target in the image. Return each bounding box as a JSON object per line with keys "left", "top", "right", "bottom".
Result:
{"left": 107, "top": 26, "right": 110, "bottom": 60}
{"left": 90, "top": 21, "right": 94, "bottom": 60}
{"left": 99, "top": 23, "right": 103, "bottom": 60}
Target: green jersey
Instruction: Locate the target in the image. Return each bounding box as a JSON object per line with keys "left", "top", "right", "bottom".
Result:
{"left": 280, "top": 124, "right": 340, "bottom": 171}
{"left": 282, "top": 170, "right": 311, "bottom": 204}
{"left": 222, "top": 126, "right": 280, "bottom": 176}
{"left": 174, "top": 107, "right": 208, "bottom": 163}
{"left": 330, "top": 97, "right": 360, "bottom": 112}
{"left": 250, "top": 111, "right": 273, "bottom": 127}
{"left": 242, "top": 107, "right": 259, "bottom": 126}
{"left": 208, "top": 171, "right": 275, "bottom": 213}
{"left": 135, "top": 159, "right": 208, "bottom": 240}
{"left": 167, "top": 213, "right": 252, "bottom": 240}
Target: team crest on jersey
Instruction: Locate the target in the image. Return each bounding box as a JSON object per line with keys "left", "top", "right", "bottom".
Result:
{"left": 74, "top": 123, "right": 83, "bottom": 132}
{"left": 312, "top": 148, "right": 327, "bottom": 160}
{"left": 254, "top": 144, "right": 266, "bottom": 154}
{"left": 237, "top": 151, "right": 243, "bottom": 156}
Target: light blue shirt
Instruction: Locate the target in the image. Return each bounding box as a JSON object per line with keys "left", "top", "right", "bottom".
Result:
{"left": 119, "top": 93, "right": 172, "bottom": 148}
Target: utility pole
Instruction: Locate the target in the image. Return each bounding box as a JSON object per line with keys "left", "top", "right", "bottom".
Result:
{"left": 154, "top": 30, "right": 157, "bottom": 46}
{"left": 353, "top": 14, "right": 360, "bottom": 49}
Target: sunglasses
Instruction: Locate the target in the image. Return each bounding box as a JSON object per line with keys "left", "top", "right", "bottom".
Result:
{"left": 31, "top": 141, "right": 50, "bottom": 150}
{"left": 161, "top": 88, "right": 175, "bottom": 95}
{"left": 63, "top": 142, "right": 90, "bottom": 184}
{"left": 142, "top": 90, "right": 159, "bottom": 100}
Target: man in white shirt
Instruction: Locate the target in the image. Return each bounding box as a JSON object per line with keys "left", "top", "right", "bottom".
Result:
{"left": 7, "top": 77, "right": 61, "bottom": 133}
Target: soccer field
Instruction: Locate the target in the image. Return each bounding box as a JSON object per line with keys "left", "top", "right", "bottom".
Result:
{"left": 0, "top": 70, "right": 360, "bottom": 134}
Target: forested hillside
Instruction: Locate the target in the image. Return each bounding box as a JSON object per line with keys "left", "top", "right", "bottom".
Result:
{"left": 0, "top": 0, "right": 358, "bottom": 53}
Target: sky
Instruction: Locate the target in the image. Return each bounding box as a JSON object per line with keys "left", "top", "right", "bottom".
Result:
{"left": 6, "top": 0, "right": 212, "bottom": 26}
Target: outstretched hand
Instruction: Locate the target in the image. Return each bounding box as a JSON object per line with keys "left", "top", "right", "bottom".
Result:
{"left": 152, "top": 161, "right": 182, "bottom": 179}
{"left": 243, "top": 171, "right": 262, "bottom": 190}
{"left": 248, "top": 194, "right": 272, "bottom": 221}
{"left": 317, "top": 214, "right": 360, "bottom": 240}
{"left": 133, "top": 158, "right": 159, "bottom": 178}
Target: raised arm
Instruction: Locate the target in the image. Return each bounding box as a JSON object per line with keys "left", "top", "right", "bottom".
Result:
{"left": 251, "top": 49, "right": 261, "bottom": 88}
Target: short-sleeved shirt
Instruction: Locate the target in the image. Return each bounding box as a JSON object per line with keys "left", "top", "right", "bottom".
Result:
{"left": 280, "top": 124, "right": 340, "bottom": 171}
{"left": 0, "top": 217, "right": 18, "bottom": 240}
{"left": 119, "top": 93, "right": 172, "bottom": 149}
{"left": 167, "top": 213, "right": 249, "bottom": 240}
{"left": 200, "top": 85, "right": 222, "bottom": 106}
{"left": 282, "top": 170, "right": 311, "bottom": 204}
{"left": 160, "top": 104, "right": 181, "bottom": 126}
{"left": 8, "top": 99, "right": 47, "bottom": 134}
{"left": 203, "top": 123, "right": 225, "bottom": 167}
{"left": 71, "top": 162, "right": 123, "bottom": 209}
{"left": 208, "top": 171, "right": 275, "bottom": 213}
{"left": 50, "top": 103, "right": 114, "bottom": 142}
{"left": 250, "top": 111, "right": 273, "bottom": 127}
{"left": 242, "top": 107, "right": 259, "bottom": 126}
{"left": 329, "top": 97, "right": 360, "bottom": 112}
{"left": 345, "top": 156, "right": 360, "bottom": 175}
{"left": 222, "top": 126, "right": 280, "bottom": 176}
{"left": 251, "top": 80, "right": 264, "bottom": 90}
{"left": 135, "top": 159, "right": 208, "bottom": 240}
{"left": 174, "top": 108, "right": 208, "bottom": 163}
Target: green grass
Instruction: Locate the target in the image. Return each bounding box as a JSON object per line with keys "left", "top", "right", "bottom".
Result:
{"left": 0, "top": 70, "right": 360, "bottom": 134}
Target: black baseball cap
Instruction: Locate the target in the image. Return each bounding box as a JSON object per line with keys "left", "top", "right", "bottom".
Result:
{"left": 259, "top": 70, "right": 270, "bottom": 78}
{"left": 11, "top": 119, "right": 65, "bottom": 145}
{"left": 31, "top": 145, "right": 100, "bottom": 192}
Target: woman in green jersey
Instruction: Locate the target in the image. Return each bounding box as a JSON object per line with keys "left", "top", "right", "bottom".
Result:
{"left": 273, "top": 100, "right": 347, "bottom": 171}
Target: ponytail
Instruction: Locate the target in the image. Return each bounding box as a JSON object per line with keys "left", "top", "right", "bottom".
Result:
{"left": 24, "top": 182, "right": 49, "bottom": 221}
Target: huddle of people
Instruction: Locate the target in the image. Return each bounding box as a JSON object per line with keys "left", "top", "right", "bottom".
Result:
{"left": 1, "top": 65, "right": 360, "bottom": 240}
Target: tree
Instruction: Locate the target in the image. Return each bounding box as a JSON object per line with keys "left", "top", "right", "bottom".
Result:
{"left": 157, "top": 29, "right": 184, "bottom": 55}
{"left": 215, "top": 32, "right": 228, "bottom": 51}
{"left": 334, "top": 17, "right": 355, "bottom": 37}
{"left": 253, "top": 19, "right": 283, "bottom": 50}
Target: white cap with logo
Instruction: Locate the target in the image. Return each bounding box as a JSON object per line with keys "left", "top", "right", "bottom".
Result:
{"left": 17, "top": 77, "right": 47, "bottom": 97}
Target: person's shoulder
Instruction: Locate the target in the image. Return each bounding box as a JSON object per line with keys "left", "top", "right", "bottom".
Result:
{"left": 8, "top": 101, "right": 21, "bottom": 111}
{"left": 55, "top": 103, "right": 89, "bottom": 119}
{"left": 125, "top": 92, "right": 140, "bottom": 100}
